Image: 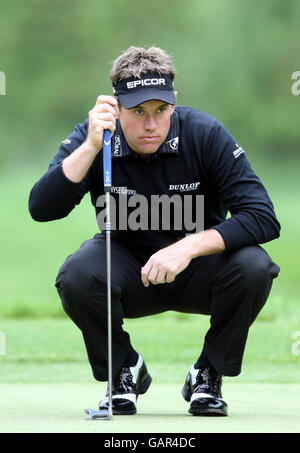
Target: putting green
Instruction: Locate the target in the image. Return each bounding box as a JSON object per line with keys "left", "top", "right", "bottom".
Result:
{"left": 0, "top": 382, "right": 299, "bottom": 433}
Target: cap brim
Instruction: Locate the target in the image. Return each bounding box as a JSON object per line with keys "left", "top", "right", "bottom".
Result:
{"left": 119, "top": 89, "right": 176, "bottom": 109}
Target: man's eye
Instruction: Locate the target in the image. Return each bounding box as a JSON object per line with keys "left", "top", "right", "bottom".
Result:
{"left": 158, "top": 106, "right": 167, "bottom": 113}
{"left": 135, "top": 109, "right": 144, "bottom": 115}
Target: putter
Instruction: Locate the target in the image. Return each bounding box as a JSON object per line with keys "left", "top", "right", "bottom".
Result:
{"left": 85, "top": 129, "right": 113, "bottom": 421}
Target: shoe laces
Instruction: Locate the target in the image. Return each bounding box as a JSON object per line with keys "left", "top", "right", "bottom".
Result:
{"left": 195, "top": 367, "right": 222, "bottom": 397}
{"left": 212, "top": 373, "right": 222, "bottom": 397}
{"left": 112, "top": 367, "right": 134, "bottom": 395}
{"left": 195, "top": 368, "right": 210, "bottom": 392}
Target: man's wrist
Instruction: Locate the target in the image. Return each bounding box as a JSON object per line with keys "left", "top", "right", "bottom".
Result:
{"left": 181, "top": 229, "right": 226, "bottom": 260}
{"left": 183, "top": 233, "right": 204, "bottom": 259}
{"left": 82, "top": 139, "right": 99, "bottom": 156}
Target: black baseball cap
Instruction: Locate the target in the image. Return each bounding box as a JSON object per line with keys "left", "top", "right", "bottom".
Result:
{"left": 112, "top": 72, "right": 175, "bottom": 109}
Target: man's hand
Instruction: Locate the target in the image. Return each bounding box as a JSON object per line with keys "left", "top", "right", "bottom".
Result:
{"left": 62, "top": 95, "right": 119, "bottom": 183}
{"left": 86, "top": 95, "right": 120, "bottom": 152}
{"left": 141, "top": 229, "right": 226, "bottom": 287}
{"left": 141, "top": 239, "right": 194, "bottom": 287}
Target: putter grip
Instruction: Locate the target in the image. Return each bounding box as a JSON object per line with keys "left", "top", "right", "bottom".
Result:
{"left": 103, "top": 129, "right": 112, "bottom": 190}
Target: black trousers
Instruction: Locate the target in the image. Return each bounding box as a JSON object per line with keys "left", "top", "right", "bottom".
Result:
{"left": 55, "top": 233, "right": 280, "bottom": 381}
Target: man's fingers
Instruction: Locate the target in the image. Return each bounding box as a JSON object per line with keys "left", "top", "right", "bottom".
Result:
{"left": 98, "top": 121, "right": 116, "bottom": 134}
{"left": 88, "top": 109, "right": 116, "bottom": 136}
{"left": 165, "top": 272, "right": 176, "bottom": 283}
{"left": 89, "top": 118, "right": 115, "bottom": 134}
{"left": 142, "top": 263, "right": 170, "bottom": 286}
{"left": 92, "top": 102, "right": 117, "bottom": 116}
{"left": 147, "top": 267, "right": 160, "bottom": 285}
{"left": 141, "top": 263, "right": 152, "bottom": 287}
{"left": 95, "top": 96, "right": 119, "bottom": 116}
{"left": 155, "top": 270, "right": 167, "bottom": 284}
{"left": 89, "top": 111, "right": 116, "bottom": 124}
{"left": 84, "top": 95, "right": 119, "bottom": 152}
{"left": 96, "top": 95, "right": 118, "bottom": 106}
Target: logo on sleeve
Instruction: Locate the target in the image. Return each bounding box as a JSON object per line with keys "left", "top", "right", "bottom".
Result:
{"left": 62, "top": 139, "right": 71, "bottom": 145}
{"left": 233, "top": 143, "right": 245, "bottom": 159}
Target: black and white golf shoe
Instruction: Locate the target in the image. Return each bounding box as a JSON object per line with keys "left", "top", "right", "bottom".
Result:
{"left": 99, "top": 354, "right": 152, "bottom": 415}
{"left": 182, "top": 364, "right": 228, "bottom": 416}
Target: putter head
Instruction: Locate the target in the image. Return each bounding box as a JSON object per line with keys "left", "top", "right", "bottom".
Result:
{"left": 85, "top": 408, "right": 113, "bottom": 421}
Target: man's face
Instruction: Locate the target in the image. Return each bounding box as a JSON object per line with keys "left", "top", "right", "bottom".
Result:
{"left": 119, "top": 99, "right": 176, "bottom": 158}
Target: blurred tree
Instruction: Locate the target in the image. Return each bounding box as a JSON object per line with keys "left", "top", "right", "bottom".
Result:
{"left": 0, "top": 0, "right": 299, "bottom": 169}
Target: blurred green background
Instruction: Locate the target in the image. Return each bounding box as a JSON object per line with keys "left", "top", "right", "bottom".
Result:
{"left": 0, "top": 0, "right": 299, "bottom": 384}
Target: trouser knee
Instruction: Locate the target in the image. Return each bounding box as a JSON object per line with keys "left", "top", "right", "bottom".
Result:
{"left": 54, "top": 261, "right": 86, "bottom": 326}
{"left": 231, "top": 246, "right": 280, "bottom": 289}
{"left": 228, "top": 246, "right": 280, "bottom": 320}
{"left": 55, "top": 258, "right": 123, "bottom": 327}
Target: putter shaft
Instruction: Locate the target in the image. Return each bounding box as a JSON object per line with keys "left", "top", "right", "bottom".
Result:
{"left": 106, "top": 190, "right": 113, "bottom": 420}
{"left": 103, "top": 129, "right": 113, "bottom": 420}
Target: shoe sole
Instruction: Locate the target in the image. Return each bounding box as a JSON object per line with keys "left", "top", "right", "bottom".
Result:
{"left": 189, "top": 407, "right": 227, "bottom": 416}
{"left": 182, "top": 382, "right": 227, "bottom": 416}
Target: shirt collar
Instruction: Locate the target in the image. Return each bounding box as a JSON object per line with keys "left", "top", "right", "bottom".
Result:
{"left": 111, "top": 110, "right": 180, "bottom": 159}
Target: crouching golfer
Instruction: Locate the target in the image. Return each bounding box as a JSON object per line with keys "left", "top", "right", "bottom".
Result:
{"left": 28, "top": 46, "right": 280, "bottom": 416}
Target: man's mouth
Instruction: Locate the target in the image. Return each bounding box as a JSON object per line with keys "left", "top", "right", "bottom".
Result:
{"left": 140, "top": 136, "right": 159, "bottom": 142}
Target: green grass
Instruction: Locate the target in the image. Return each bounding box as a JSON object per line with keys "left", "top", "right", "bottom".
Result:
{"left": 0, "top": 316, "right": 299, "bottom": 433}
{"left": 1, "top": 382, "right": 299, "bottom": 433}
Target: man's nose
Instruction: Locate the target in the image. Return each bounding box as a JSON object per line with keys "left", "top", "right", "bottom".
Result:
{"left": 144, "top": 114, "right": 157, "bottom": 130}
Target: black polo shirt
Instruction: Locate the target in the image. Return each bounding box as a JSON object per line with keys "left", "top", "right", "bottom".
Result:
{"left": 28, "top": 106, "right": 280, "bottom": 261}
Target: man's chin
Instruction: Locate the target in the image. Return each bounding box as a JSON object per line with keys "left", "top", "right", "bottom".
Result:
{"left": 133, "top": 144, "right": 160, "bottom": 157}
